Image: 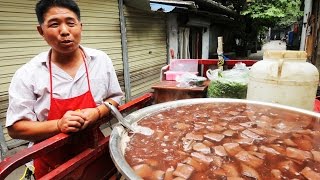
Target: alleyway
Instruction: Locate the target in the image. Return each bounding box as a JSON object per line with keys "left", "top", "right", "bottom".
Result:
{"left": 248, "top": 40, "right": 287, "bottom": 60}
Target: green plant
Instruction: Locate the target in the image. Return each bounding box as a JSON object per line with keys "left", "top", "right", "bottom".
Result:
{"left": 241, "top": 0, "right": 303, "bottom": 28}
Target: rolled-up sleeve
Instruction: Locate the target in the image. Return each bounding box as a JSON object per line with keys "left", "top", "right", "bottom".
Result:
{"left": 6, "top": 67, "right": 37, "bottom": 127}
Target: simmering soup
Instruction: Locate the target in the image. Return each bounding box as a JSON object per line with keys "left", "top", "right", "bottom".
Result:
{"left": 124, "top": 103, "right": 320, "bottom": 180}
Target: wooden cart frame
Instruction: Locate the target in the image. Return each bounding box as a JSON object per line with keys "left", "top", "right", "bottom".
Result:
{"left": 0, "top": 93, "right": 154, "bottom": 180}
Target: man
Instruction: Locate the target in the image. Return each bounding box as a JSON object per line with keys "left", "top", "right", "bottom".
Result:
{"left": 6, "top": 0, "right": 123, "bottom": 178}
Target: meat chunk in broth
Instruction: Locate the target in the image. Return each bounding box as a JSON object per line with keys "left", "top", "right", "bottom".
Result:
{"left": 164, "top": 167, "right": 174, "bottom": 180}
{"left": 212, "top": 168, "right": 226, "bottom": 176}
{"left": 223, "top": 129, "right": 236, "bottom": 137}
{"left": 192, "top": 142, "right": 211, "bottom": 154}
{"left": 211, "top": 155, "right": 223, "bottom": 168}
{"left": 204, "top": 133, "right": 225, "bottom": 142}
{"left": 277, "top": 160, "right": 300, "bottom": 176}
{"left": 132, "top": 164, "right": 153, "bottom": 178}
{"left": 173, "top": 163, "right": 194, "bottom": 179}
{"left": 183, "top": 157, "right": 207, "bottom": 171}
{"left": 283, "top": 138, "right": 298, "bottom": 147}
{"left": 185, "top": 133, "right": 203, "bottom": 141}
{"left": 226, "top": 177, "right": 245, "bottom": 180}
{"left": 271, "top": 169, "right": 282, "bottom": 179}
{"left": 236, "top": 137, "right": 255, "bottom": 145}
{"left": 242, "top": 129, "right": 264, "bottom": 140}
{"left": 258, "top": 145, "right": 280, "bottom": 155}
{"left": 301, "top": 167, "right": 320, "bottom": 180}
{"left": 241, "top": 163, "right": 261, "bottom": 179}
{"left": 223, "top": 143, "right": 244, "bottom": 156}
{"left": 214, "top": 145, "right": 228, "bottom": 157}
{"left": 222, "top": 163, "right": 240, "bottom": 177}
{"left": 174, "top": 122, "right": 191, "bottom": 130}
{"left": 206, "top": 124, "right": 226, "bottom": 132}
{"left": 152, "top": 170, "right": 165, "bottom": 180}
{"left": 235, "top": 151, "right": 264, "bottom": 168}
{"left": 286, "top": 147, "right": 313, "bottom": 161}
{"left": 311, "top": 150, "right": 320, "bottom": 163}
{"left": 190, "top": 152, "right": 213, "bottom": 164}
{"left": 248, "top": 151, "right": 266, "bottom": 159}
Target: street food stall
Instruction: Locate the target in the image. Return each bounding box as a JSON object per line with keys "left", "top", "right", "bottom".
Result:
{"left": 1, "top": 51, "right": 320, "bottom": 179}
{"left": 2, "top": 94, "right": 320, "bottom": 180}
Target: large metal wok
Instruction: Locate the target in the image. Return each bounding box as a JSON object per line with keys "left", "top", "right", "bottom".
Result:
{"left": 109, "top": 98, "right": 320, "bottom": 180}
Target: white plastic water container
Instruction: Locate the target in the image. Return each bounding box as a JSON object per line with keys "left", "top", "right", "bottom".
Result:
{"left": 247, "top": 50, "right": 319, "bottom": 111}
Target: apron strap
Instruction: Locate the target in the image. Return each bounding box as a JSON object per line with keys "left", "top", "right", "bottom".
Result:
{"left": 49, "top": 49, "right": 91, "bottom": 99}
{"left": 81, "top": 50, "right": 92, "bottom": 92}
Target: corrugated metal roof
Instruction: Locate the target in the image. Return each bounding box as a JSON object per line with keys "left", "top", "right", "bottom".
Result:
{"left": 193, "top": 0, "right": 236, "bottom": 16}
{"left": 124, "top": 0, "right": 237, "bottom": 17}
{"left": 151, "top": 0, "right": 197, "bottom": 9}
{"left": 124, "top": 0, "right": 197, "bottom": 12}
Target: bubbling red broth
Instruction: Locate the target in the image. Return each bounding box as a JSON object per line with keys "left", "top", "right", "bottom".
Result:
{"left": 124, "top": 102, "right": 320, "bottom": 180}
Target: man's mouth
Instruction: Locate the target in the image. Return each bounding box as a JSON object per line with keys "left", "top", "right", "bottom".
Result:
{"left": 61, "top": 40, "right": 73, "bottom": 44}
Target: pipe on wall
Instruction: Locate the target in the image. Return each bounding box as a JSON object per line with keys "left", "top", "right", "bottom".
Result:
{"left": 300, "top": 0, "right": 313, "bottom": 51}
{"left": 118, "top": 0, "right": 132, "bottom": 102}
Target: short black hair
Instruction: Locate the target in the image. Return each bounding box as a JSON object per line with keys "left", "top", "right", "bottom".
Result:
{"left": 35, "top": 0, "right": 81, "bottom": 24}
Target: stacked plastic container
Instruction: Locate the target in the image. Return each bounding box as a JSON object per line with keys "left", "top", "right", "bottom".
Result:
{"left": 164, "top": 59, "right": 199, "bottom": 80}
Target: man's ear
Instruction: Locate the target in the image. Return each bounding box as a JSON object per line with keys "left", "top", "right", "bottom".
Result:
{"left": 37, "top": 25, "right": 44, "bottom": 36}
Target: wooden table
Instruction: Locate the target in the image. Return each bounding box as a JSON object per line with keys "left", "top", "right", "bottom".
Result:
{"left": 151, "top": 81, "right": 209, "bottom": 104}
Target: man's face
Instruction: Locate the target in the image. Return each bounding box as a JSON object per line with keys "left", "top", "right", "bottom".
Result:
{"left": 37, "top": 7, "right": 82, "bottom": 54}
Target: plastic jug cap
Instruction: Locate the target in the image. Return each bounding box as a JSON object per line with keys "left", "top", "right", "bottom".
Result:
{"left": 263, "top": 50, "right": 307, "bottom": 60}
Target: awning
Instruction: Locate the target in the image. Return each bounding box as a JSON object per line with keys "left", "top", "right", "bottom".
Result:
{"left": 124, "top": 0, "right": 237, "bottom": 17}
{"left": 193, "top": 0, "right": 237, "bottom": 16}
{"left": 124, "top": 0, "right": 197, "bottom": 12}
{"left": 151, "top": 0, "right": 197, "bottom": 9}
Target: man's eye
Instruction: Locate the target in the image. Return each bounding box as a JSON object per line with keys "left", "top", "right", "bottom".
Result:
{"left": 67, "top": 22, "right": 76, "bottom": 27}
{"left": 49, "top": 23, "right": 58, "bottom": 27}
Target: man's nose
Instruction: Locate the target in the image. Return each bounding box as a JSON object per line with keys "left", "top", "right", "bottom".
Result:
{"left": 60, "top": 24, "right": 70, "bottom": 36}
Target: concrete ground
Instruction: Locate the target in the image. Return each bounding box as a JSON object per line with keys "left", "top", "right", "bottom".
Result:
{"left": 4, "top": 145, "right": 30, "bottom": 180}
{"left": 6, "top": 164, "right": 28, "bottom": 180}
{"left": 248, "top": 40, "right": 287, "bottom": 60}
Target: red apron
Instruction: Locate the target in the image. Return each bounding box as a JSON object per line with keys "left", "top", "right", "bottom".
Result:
{"left": 34, "top": 51, "right": 102, "bottom": 179}
{"left": 314, "top": 97, "right": 320, "bottom": 112}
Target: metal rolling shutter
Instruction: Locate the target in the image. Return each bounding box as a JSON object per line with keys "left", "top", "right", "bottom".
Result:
{"left": 0, "top": 0, "right": 122, "bottom": 149}
{"left": 78, "top": 0, "right": 123, "bottom": 89}
{"left": 125, "top": 7, "right": 167, "bottom": 98}
{"left": 0, "top": 0, "right": 47, "bottom": 149}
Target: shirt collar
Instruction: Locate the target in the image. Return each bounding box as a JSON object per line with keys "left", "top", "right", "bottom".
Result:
{"left": 39, "top": 45, "right": 97, "bottom": 64}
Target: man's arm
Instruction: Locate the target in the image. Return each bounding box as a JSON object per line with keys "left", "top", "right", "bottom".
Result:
{"left": 8, "top": 110, "right": 86, "bottom": 142}
{"left": 98, "top": 99, "right": 119, "bottom": 118}
{"left": 8, "top": 120, "right": 61, "bottom": 142}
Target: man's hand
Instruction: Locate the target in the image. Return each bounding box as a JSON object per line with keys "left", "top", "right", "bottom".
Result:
{"left": 58, "top": 110, "right": 86, "bottom": 133}
{"left": 78, "top": 108, "right": 100, "bottom": 130}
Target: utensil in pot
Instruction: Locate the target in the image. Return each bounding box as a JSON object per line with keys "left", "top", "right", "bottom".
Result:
{"left": 103, "top": 101, "right": 153, "bottom": 136}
